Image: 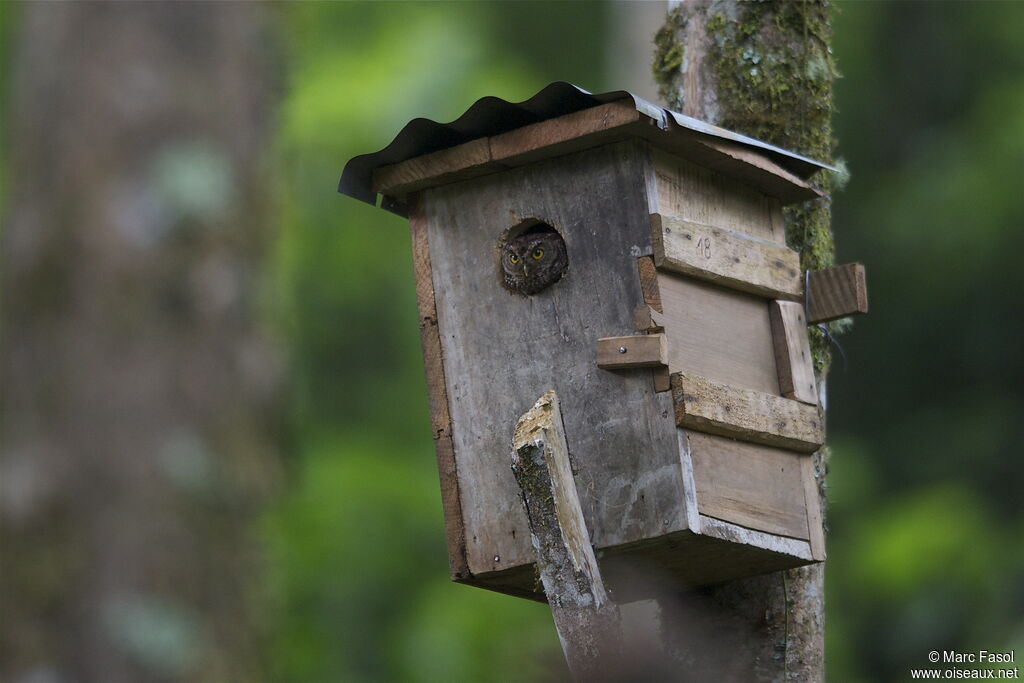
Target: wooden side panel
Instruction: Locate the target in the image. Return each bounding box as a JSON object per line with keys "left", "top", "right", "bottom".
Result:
{"left": 658, "top": 272, "right": 780, "bottom": 395}
{"left": 671, "top": 373, "right": 825, "bottom": 453}
{"left": 650, "top": 213, "right": 802, "bottom": 300}
{"left": 769, "top": 300, "right": 818, "bottom": 405}
{"left": 687, "top": 431, "right": 810, "bottom": 540}
{"left": 806, "top": 262, "right": 869, "bottom": 323}
{"left": 426, "top": 142, "right": 686, "bottom": 576}
{"left": 652, "top": 148, "right": 779, "bottom": 244}
{"left": 408, "top": 195, "right": 469, "bottom": 580}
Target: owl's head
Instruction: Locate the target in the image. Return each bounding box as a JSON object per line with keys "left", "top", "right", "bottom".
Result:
{"left": 500, "top": 228, "right": 567, "bottom": 296}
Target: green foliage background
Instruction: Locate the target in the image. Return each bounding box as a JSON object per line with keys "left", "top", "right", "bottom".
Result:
{"left": 15, "top": 2, "right": 1003, "bottom": 681}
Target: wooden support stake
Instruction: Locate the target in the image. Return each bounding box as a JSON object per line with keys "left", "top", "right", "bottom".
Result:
{"left": 806, "top": 262, "right": 868, "bottom": 323}
{"left": 512, "top": 391, "right": 621, "bottom": 680}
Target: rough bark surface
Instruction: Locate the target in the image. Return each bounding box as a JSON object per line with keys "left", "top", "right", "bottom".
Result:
{"left": 0, "top": 4, "right": 281, "bottom": 682}
{"left": 652, "top": 1, "right": 836, "bottom": 680}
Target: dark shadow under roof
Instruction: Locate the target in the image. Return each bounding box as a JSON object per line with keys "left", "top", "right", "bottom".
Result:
{"left": 339, "top": 81, "right": 835, "bottom": 209}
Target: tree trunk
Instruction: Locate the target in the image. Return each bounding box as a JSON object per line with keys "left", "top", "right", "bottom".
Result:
{"left": 651, "top": 2, "right": 838, "bottom": 680}
{"left": 0, "top": 4, "right": 281, "bottom": 682}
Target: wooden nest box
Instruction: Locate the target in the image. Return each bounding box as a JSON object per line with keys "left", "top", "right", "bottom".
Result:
{"left": 339, "top": 83, "right": 867, "bottom": 601}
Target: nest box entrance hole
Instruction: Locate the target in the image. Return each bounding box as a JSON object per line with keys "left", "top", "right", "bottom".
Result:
{"left": 497, "top": 219, "right": 568, "bottom": 297}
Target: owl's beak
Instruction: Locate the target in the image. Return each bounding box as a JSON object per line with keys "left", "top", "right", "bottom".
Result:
{"left": 522, "top": 265, "right": 530, "bottom": 276}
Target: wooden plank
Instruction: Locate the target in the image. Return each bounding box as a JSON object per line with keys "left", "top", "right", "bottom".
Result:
{"left": 426, "top": 142, "right": 685, "bottom": 574}
{"left": 652, "top": 148, "right": 779, "bottom": 244}
{"left": 596, "top": 334, "right": 667, "bottom": 370}
{"left": 671, "top": 373, "right": 825, "bottom": 452}
{"left": 687, "top": 431, "right": 809, "bottom": 540}
{"left": 512, "top": 391, "right": 622, "bottom": 677}
{"left": 488, "top": 100, "right": 642, "bottom": 167}
{"left": 373, "top": 137, "right": 496, "bottom": 196}
{"left": 636, "top": 255, "right": 663, "bottom": 313}
{"left": 650, "top": 213, "right": 802, "bottom": 300}
{"left": 658, "top": 272, "right": 780, "bottom": 395}
{"left": 801, "top": 454, "right": 826, "bottom": 561}
{"left": 408, "top": 194, "right": 470, "bottom": 580}
{"left": 806, "top": 262, "right": 868, "bottom": 324}
{"left": 769, "top": 300, "right": 818, "bottom": 405}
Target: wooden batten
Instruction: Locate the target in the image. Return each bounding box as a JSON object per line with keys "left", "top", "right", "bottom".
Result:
{"left": 806, "top": 262, "right": 869, "bottom": 323}
{"left": 596, "top": 334, "right": 667, "bottom": 370}
{"left": 671, "top": 372, "right": 825, "bottom": 453}
{"left": 650, "top": 213, "right": 802, "bottom": 301}
{"left": 769, "top": 300, "right": 818, "bottom": 405}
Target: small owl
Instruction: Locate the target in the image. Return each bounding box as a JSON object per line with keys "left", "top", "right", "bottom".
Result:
{"left": 500, "top": 231, "right": 568, "bottom": 296}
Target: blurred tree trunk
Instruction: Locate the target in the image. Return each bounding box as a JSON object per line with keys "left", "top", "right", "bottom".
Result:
{"left": 651, "top": 2, "right": 837, "bottom": 681}
{"left": 1, "top": 4, "right": 281, "bottom": 682}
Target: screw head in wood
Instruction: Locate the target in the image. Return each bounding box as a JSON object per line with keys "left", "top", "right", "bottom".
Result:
{"left": 619, "top": 346, "right": 627, "bottom": 354}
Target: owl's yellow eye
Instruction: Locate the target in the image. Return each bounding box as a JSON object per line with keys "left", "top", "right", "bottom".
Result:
{"left": 532, "top": 248, "right": 544, "bottom": 260}
{"left": 509, "top": 254, "right": 520, "bottom": 264}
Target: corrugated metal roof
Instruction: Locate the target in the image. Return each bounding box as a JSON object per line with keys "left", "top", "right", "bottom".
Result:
{"left": 338, "top": 81, "right": 835, "bottom": 210}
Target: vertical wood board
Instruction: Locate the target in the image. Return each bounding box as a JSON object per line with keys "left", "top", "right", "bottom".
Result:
{"left": 408, "top": 196, "right": 469, "bottom": 580}
{"left": 652, "top": 148, "right": 778, "bottom": 244}
{"left": 657, "top": 271, "right": 780, "bottom": 395}
{"left": 425, "top": 142, "right": 685, "bottom": 576}
{"left": 801, "top": 454, "right": 827, "bottom": 561}
{"left": 769, "top": 300, "right": 819, "bottom": 405}
{"left": 688, "top": 431, "right": 809, "bottom": 540}
{"left": 672, "top": 372, "right": 825, "bottom": 453}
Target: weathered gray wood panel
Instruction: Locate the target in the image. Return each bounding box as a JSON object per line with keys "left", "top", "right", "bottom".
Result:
{"left": 425, "top": 142, "right": 685, "bottom": 576}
